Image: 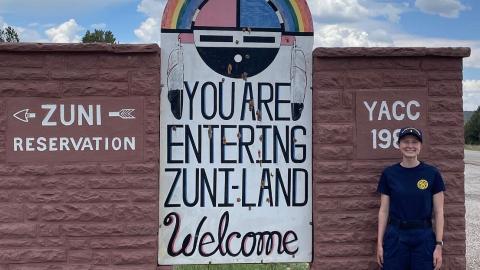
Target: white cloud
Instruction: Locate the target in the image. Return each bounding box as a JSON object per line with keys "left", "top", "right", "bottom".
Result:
{"left": 415, "top": 0, "right": 468, "bottom": 18}
{"left": 0, "top": 0, "right": 134, "bottom": 15}
{"left": 464, "top": 47, "right": 480, "bottom": 69}
{"left": 464, "top": 80, "right": 480, "bottom": 92}
{"left": 463, "top": 94, "right": 480, "bottom": 111}
{"left": 0, "top": 16, "right": 7, "bottom": 28}
{"left": 368, "top": 2, "right": 406, "bottom": 23}
{"left": 16, "top": 26, "right": 47, "bottom": 42}
{"left": 0, "top": 16, "right": 45, "bottom": 42}
{"left": 134, "top": 0, "right": 165, "bottom": 43}
{"left": 464, "top": 94, "right": 480, "bottom": 111}
{"left": 305, "top": 0, "right": 407, "bottom": 54}
{"left": 392, "top": 34, "right": 480, "bottom": 69}
{"left": 463, "top": 80, "right": 480, "bottom": 111}
{"left": 137, "top": 0, "right": 166, "bottom": 19}
{"left": 307, "top": 0, "right": 369, "bottom": 22}
{"left": 90, "top": 23, "right": 107, "bottom": 30}
{"left": 314, "top": 24, "right": 392, "bottom": 47}
{"left": 307, "top": 0, "right": 407, "bottom": 23}
{"left": 45, "top": 19, "right": 83, "bottom": 43}
{"left": 134, "top": 17, "right": 160, "bottom": 43}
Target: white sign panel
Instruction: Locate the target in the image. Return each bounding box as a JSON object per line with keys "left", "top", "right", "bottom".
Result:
{"left": 159, "top": 0, "right": 314, "bottom": 264}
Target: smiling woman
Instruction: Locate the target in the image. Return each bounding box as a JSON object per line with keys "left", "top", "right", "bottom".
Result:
{"left": 377, "top": 127, "right": 446, "bottom": 270}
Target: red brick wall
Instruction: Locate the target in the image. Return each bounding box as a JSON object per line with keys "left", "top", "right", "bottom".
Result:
{"left": 311, "top": 48, "right": 469, "bottom": 270}
{"left": 0, "top": 44, "right": 470, "bottom": 270}
{"left": 0, "top": 44, "right": 167, "bottom": 270}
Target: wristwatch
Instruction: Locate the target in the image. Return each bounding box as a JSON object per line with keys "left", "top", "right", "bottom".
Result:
{"left": 436, "top": 241, "right": 444, "bottom": 246}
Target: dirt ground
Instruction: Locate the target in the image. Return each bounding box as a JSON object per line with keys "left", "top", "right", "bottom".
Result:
{"left": 465, "top": 150, "right": 480, "bottom": 270}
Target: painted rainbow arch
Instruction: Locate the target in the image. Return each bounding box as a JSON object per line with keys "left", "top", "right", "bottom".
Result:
{"left": 161, "top": 0, "right": 314, "bottom": 33}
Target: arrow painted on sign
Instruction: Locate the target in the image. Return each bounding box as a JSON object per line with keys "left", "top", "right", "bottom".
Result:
{"left": 108, "top": 109, "right": 136, "bottom": 119}
{"left": 13, "top": 109, "right": 36, "bottom": 123}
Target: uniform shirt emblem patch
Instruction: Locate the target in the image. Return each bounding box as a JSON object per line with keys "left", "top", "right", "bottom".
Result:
{"left": 417, "top": 179, "right": 429, "bottom": 190}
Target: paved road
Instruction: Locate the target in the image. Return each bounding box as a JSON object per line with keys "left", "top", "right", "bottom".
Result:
{"left": 465, "top": 150, "right": 480, "bottom": 270}
{"left": 465, "top": 150, "right": 480, "bottom": 166}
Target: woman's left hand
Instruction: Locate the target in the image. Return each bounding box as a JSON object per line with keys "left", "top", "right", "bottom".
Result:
{"left": 433, "top": 245, "right": 443, "bottom": 270}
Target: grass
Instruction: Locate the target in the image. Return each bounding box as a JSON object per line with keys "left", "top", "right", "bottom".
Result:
{"left": 175, "top": 263, "right": 309, "bottom": 270}
{"left": 465, "top": 145, "right": 480, "bottom": 151}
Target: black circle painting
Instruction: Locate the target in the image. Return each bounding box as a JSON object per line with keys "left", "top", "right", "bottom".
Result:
{"left": 159, "top": 0, "right": 313, "bottom": 265}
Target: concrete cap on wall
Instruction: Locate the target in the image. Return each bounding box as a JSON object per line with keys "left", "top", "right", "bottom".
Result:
{"left": 0, "top": 43, "right": 160, "bottom": 53}
{"left": 0, "top": 44, "right": 469, "bottom": 58}
{"left": 314, "top": 47, "right": 471, "bottom": 58}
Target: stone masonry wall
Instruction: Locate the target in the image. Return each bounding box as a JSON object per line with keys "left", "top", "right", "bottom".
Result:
{"left": 0, "top": 44, "right": 470, "bottom": 270}
{"left": 0, "top": 44, "right": 169, "bottom": 270}
{"left": 311, "top": 47, "right": 470, "bottom": 270}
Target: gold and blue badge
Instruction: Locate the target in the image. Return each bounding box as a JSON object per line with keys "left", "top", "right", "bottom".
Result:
{"left": 417, "top": 179, "right": 429, "bottom": 190}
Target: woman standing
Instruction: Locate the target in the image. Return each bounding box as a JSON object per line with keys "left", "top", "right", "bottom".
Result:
{"left": 376, "top": 127, "right": 445, "bottom": 270}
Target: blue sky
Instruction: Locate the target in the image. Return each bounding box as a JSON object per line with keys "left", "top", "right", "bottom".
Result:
{"left": 1, "top": 0, "right": 479, "bottom": 111}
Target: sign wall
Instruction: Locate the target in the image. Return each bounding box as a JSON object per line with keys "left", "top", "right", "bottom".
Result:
{"left": 158, "top": 0, "right": 314, "bottom": 264}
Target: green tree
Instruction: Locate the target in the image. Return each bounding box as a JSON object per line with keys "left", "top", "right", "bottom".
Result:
{"left": 0, "top": 26, "right": 20, "bottom": 43}
{"left": 82, "top": 29, "right": 117, "bottom": 44}
{"left": 465, "top": 106, "right": 480, "bottom": 145}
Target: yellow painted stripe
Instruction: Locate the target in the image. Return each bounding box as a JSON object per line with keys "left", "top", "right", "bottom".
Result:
{"left": 289, "top": 0, "right": 304, "bottom": 32}
{"left": 171, "top": 0, "right": 185, "bottom": 28}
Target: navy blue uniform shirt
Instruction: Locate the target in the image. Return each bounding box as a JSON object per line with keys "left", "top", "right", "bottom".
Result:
{"left": 377, "top": 162, "right": 445, "bottom": 221}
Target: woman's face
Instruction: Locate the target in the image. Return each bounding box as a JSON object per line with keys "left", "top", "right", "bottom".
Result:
{"left": 399, "top": 135, "right": 422, "bottom": 158}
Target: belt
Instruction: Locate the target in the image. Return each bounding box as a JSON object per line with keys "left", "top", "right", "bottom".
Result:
{"left": 388, "top": 218, "right": 432, "bottom": 229}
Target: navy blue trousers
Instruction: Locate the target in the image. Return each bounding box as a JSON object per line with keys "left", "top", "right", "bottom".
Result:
{"left": 383, "top": 225, "right": 436, "bottom": 270}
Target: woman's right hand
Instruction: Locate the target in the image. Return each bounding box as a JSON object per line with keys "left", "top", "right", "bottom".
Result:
{"left": 377, "top": 244, "right": 384, "bottom": 268}
{"left": 377, "top": 194, "right": 389, "bottom": 269}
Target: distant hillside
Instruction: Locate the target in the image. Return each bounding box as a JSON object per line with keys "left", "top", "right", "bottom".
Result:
{"left": 465, "top": 111, "right": 475, "bottom": 124}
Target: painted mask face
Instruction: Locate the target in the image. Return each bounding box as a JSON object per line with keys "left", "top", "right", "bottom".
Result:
{"left": 180, "top": 0, "right": 298, "bottom": 79}
{"left": 194, "top": 30, "right": 281, "bottom": 78}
